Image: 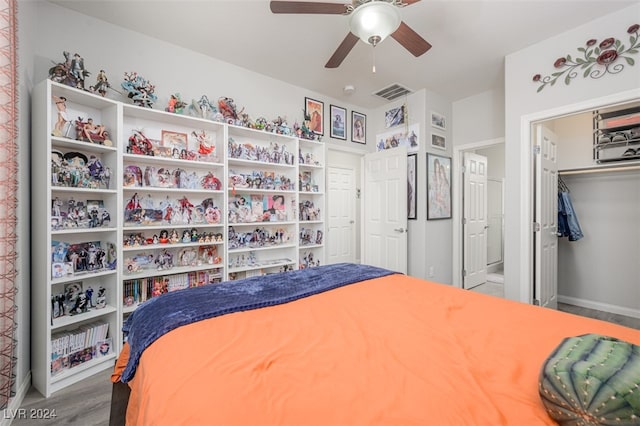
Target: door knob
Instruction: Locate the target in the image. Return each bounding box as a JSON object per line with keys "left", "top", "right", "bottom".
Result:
{"left": 394, "top": 227, "right": 406, "bottom": 233}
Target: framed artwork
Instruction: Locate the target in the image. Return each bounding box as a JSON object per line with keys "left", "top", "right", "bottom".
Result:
{"left": 427, "top": 153, "right": 452, "bottom": 220}
{"left": 431, "top": 133, "right": 446, "bottom": 150}
{"left": 385, "top": 105, "right": 405, "bottom": 128}
{"left": 351, "top": 111, "right": 366, "bottom": 144}
{"left": 161, "top": 130, "right": 188, "bottom": 150}
{"left": 407, "top": 154, "right": 417, "bottom": 220}
{"left": 330, "top": 105, "right": 346, "bottom": 140}
{"left": 305, "top": 97, "right": 324, "bottom": 136}
{"left": 431, "top": 111, "right": 446, "bottom": 130}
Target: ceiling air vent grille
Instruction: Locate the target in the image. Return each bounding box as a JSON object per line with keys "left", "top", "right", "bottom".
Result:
{"left": 373, "top": 83, "right": 413, "bottom": 101}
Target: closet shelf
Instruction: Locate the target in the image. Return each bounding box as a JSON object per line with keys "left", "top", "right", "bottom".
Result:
{"left": 559, "top": 161, "right": 640, "bottom": 175}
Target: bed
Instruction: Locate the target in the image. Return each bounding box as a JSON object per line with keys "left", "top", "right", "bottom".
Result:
{"left": 110, "top": 263, "right": 640, "bottom": 425}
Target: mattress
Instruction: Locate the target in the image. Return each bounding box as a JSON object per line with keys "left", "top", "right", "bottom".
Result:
{"left": 112, "top": 264, "right": 640, "bottom": 425}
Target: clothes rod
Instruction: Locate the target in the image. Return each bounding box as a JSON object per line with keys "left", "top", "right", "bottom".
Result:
{"left": 559, "top": 163, "right": 640, "bottom": 175}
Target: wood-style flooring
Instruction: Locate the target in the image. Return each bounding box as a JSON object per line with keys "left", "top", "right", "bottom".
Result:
{"left": 11, "top": 300, "right": 639, "bottom": 426}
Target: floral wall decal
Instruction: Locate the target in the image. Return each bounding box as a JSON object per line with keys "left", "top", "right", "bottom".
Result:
{"left": 533, "top": 24, "right": 639, "bottom": 92}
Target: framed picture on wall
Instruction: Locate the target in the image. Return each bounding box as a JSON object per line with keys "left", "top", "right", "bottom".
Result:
{"left": 431, "top": 133, "right": 446, "bottom": 150}
{"left": 427, "top": 153, "right": 452, "bottom": 220}
{"left": 431, "top": 111, "right": 446, "bottom": 130}
{"left": 352, "top": 111, "right": 366, "bottom": 144}
{"left": 407, "top": 153, "right": 417, "bottom": 220}
{"left": 330, "top": 105, "right": 346, "bottom": 140}
{"left": 305, "top": 97, "right": 324, "bottom": 136}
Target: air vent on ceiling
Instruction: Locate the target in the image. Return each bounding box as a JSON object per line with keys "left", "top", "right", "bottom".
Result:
{"left": 373, "top": 83, "right": 413, "bottom": 101}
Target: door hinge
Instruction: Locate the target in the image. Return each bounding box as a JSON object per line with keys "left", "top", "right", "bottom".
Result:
{"left": 533, "top": 145, "right": 541, "bottom": 155}
{"left": 462, "top": 269, "right": 467, "bottom": 277}
{"left": 462, "top": 217, "right": 467, "bottom": 225}
{"left": 533, "top": 299, "right": 541, "bottom": 306}
{"left": 533, "top": 222, "right": 541, "bottom": 232}
{"left": 461, "top": 166, "right": 466, "bottom": 174}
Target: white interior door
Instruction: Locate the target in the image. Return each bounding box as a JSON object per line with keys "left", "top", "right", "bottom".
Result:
{"left": 534, "top": 125, "right": 559, "bottom": 309}
{"left": 327, "top": 166, "right": 356, "bottom": 264}
{"left": 362, "top": 147, "right": 407, "bottom": 273}
{"left": 463, "top": 152, "right": 488, "bottom": 289}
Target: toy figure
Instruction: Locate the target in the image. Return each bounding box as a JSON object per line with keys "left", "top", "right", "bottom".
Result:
{"left": 188, "top": 95, "right": 218, "bottom": 120}
{"left": 48, "top": 51, "right": 90, "bottom": 90}
{"left": 85, "top": 286, "right": 94, "bottom": 308}
{"left": 218, "top": 97, "right": 244, "bottom": 124}
{"left": 90, "top": 69, "right": 113, "bottom": 97}
{"left": 166, "top": 94, "right": 187, "bottom": 114}
{"left": 95, "top": 286, "right": 106, "bottom": 309}
{"left": 52, "top": 95, "right": 69, "bottom": 137}
{"left": 75, "top": 117, "right": 110, "bottom": 145}
{"left": 121, "top": 71, "right": 157, "bottom": 108}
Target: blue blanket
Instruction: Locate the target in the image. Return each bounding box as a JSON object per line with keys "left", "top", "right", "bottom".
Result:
{"left": 120, "top": 263, "right": 398, "bottom": 382}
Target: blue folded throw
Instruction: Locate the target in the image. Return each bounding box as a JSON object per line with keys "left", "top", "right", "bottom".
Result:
{"left": 120, "top": 263, "right": 398, "bottom": 382}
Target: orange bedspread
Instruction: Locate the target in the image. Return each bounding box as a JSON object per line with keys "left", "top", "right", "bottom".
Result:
{"left": 113, "top": 274, "right": 640, "bottom": 425}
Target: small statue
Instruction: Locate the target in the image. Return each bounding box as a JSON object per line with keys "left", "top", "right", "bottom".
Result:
{"left": 95, "top": 286, "right": 107, "bottom": 309}
{"left": 166, "top": 93, "right": 187, "bottom": 114}
{"left": 48, "top": 51, "right": 90, "bottom": 90}
{"left": 121, "top": 71, "right": 157, "bottom": 108}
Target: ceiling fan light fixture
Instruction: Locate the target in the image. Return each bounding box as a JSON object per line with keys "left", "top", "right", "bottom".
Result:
{"left": 349, "top": 1, "right": 401, "bottom": 46}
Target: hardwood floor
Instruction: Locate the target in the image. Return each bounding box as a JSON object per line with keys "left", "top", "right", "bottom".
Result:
{"left": 10, "top": 299, "right": 639, "bottom": 426}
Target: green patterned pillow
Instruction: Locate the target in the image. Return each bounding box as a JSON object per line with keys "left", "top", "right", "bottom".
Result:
{"left": 539, "top": 334, "right": 640, "bottom": 425}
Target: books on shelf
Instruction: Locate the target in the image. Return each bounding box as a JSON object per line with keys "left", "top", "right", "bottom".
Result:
{"left": 123, "top": 268, "right": 223, "bottom": 307}
{"left": 50, "top": 321, "right": 110, "bottom": 376}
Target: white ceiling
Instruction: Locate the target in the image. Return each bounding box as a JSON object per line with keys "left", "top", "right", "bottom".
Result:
{"left": 50, "top": 0, "right": 638, "bottom": 109}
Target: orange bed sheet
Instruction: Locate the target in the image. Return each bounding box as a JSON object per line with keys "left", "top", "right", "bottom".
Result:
{"left": 113, "top": 274, "right": 640, "bottom": 425}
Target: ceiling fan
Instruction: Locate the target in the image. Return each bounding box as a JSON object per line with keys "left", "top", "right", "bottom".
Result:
{"left": 270, "top": 0, "right": 432, "bottom": 69}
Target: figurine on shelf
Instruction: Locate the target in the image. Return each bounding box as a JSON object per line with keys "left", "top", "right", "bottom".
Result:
{"left": 192, "top": 130, "right": 215, "bottom": 157}
{"left": 48, "top": 51, "right": 90, "bottom": 90}
{"left": 166, "top": 93, "right": 187, "bottom": 114}
{"left": 95, "top": 286, "right": 106, "bottom": 309}
{"left": 52, "top": 95, "right": 70, "bottom": 137}
{"left": 188, "top": 95, "right": 219, "bottom": 120}
{"left": 75, "top": 117, "right": 111, "bottom": 145}
{"left": 127, "top": 129, "right": 155, "bottom": 156}
{"left": 121, "top": 71, "right": 157, "bottom": 108}
{"left": 218, "top": 96, "right": 244, "bottom": 124}
{"left": 89, "top": 69, "right": 119, "bottom": 97}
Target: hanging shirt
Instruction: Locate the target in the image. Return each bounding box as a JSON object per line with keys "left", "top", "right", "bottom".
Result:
{"left": 557, "top": 191, "right": 584, "bottom": 241}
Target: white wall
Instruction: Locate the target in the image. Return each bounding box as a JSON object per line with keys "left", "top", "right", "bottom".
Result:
{"left": 504, "top": 3, "right": 640, "bottom": 302}
{"left": 558, "top": 170, "right": 640, "bottom": 315}
{"left": 371, "top": 89, "right": 453, "bottom": 283}
{"left": 452, "top": 87, "right": 505, "bottom": 146}
{"left": 554, "top": 112, "right": 593, "bottom": 170}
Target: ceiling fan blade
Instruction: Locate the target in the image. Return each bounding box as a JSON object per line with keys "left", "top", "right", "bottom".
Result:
{"left": 391, "top": 21, "right": 432, "bottom": 57}
{"left": 325, "top": 32, "right": 359, "bottom": 68}
{"left": 270, "top": 1, "right": 349, "bottom": 14}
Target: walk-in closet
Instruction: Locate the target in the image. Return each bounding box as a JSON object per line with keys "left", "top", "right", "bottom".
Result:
{"left": 546, "top": 101, "right": 640, "bottom": 319}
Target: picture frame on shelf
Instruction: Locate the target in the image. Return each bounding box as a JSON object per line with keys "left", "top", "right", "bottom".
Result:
{"left": 427, "top": 153, "right": 452, "bottom": 220}
{"left": 161, "top": 130, "right": 188, "bottom": 151}
{"left": 305, "top": 97, "right": 324, "bottom": 136}
{"left": 431, "top": 111, "right": 446, "bottom": 130}
{"left": 352, "top": 111, "right": 366, "bottom": 144}
{"left": 431, "top": 133, "right": 446, "bottom": 150}
{"left": 329, "top": 105, "right": 346, "bottom": 140}
{"left": 407, "top": 153, "right": 417, "bottom": 220}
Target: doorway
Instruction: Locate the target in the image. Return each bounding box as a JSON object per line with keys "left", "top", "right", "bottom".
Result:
{"left": 452, "top": 138, "right": 505, "bottom": 291}
{"left": 327, "top": 148, "right": 362, "bottom": 265}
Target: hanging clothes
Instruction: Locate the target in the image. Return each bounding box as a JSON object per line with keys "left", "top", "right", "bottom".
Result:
{"left": 557, "top": 177, "right": 584, "bottom": 241}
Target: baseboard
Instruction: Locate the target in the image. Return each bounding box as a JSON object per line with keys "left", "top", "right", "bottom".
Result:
{"left": 0, "top": 371, "right": 31, "bottom": 426}
{"left": 558, "top": 295, "right": 640, "bottom": 319}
